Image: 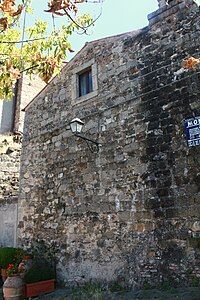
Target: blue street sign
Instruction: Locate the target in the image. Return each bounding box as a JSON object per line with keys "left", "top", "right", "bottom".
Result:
{"left": 184, "top": 116, "right": 200, "bottom": 147}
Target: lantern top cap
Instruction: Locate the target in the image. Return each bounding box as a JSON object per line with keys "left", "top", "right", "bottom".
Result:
{"left": 70, "top": 118, "right": 84, "bottom": 125}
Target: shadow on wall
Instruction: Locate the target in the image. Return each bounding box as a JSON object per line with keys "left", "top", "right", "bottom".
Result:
{"left": 0, "top": 99, "right": 15, "bottom": 134}
{"left": 0, "top": 202, "right": 18, "bottom": 247}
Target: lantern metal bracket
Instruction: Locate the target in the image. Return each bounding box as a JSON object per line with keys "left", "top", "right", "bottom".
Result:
{"left": 68, "top": 118, "right": 100, "bottom": 153}
{"left": 74, "top": 133, "right": 100, "bottom": 153}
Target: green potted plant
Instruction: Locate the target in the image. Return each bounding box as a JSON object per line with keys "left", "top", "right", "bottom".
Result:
{"left": 6, "top": 263, "right": 25, "bottom": 277}
{"left": 24, "top": 266, "right": 55, "bottom": 298}
{"left": 0, "top": 247, "right": 24, "bottom": 281}
{"left": 3, "top": 262, "right": 25, "bottom": 300}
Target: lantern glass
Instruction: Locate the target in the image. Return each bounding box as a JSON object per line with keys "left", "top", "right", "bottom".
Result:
{"left": 70, "top": 118, "right": 84, "bottom": 134}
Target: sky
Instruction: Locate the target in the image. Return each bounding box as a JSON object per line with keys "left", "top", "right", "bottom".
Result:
{"left": 31, "top": 0, "right": 199, "bottom": 60}
{"left": 30, "top": 0, "right": 158, "bottom": 59}
{"left": 69, "top": 0, "right": 158, "bottom": 52}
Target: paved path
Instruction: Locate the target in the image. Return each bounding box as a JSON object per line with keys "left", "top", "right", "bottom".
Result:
{"left": 32, "top": 287, "right": 200, "bottom": 300}
{"left": 1, "top": 285, "right": 200, "bottom": 299}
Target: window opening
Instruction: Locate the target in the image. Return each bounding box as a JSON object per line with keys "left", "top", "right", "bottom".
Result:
{"left": 79, "top": 68, "right": 93, "bottom": 97}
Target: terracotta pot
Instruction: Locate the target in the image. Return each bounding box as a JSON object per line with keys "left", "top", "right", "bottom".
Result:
{"left": 3, "top": 274, "right": 24, "bottom": 300}
{"left": 1, "top": 268, "right": 7, "bottom": 282}
{"left": 25, "top": 279, "right": 55, "bottom": 298}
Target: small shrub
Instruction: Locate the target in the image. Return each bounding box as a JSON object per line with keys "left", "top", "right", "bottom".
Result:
{"left": 188, "top": 237, "right": 200, "bottom": 249}
{"left": 82, "top": 281, "right": 102, "bottom": 293}
{"left": 109, "top": 281, "right": 125, "bottom": 292}
{"left": 185, "top": 268, "right": 193, "bottom": 276}
{"left": 194, "top": 238, "right": 200, "bottom": 249}
{"left": 143, "top": 281, "right": 153, "bottom": 290}
{"left": 191, "top": 276, "right": 199, "bottom": 287}
{"left": 24, "top": 266, "right": 55, "bottom": 283}
{"left": 158, "top": 280, "right": 173, "bottom": 291}
{"left": 92, "top": 293, "right": 105, "bottom": 300}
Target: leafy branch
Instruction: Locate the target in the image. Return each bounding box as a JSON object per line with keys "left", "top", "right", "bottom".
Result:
{"left": 0, "top": 0, "right": 97, "bottom": 100}
{"left": 0, "top": 36, "right": 48, "bottom": 44}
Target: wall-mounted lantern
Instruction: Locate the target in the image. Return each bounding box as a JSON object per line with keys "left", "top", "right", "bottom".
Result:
{"left": 69, "top": 118, "right": 84, "bottom": 134}
{"left": 69, "top": 118, "right": 100, "bottom": 153}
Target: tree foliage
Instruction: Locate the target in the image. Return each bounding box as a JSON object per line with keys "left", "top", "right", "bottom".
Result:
{"left": 183, "top": 57, "right": 200, "bottom": 70}
{"left": 0, "top": 0, "right": 94, "bottom": 100}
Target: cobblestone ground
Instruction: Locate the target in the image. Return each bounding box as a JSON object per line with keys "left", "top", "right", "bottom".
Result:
{"left": 1, "top": 286, "right": 200, "bottom": 300}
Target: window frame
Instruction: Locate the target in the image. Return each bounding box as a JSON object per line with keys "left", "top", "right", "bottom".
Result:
{"left": 78, "top": 67, "right": 93, "bottom": 97}
{"left": 72, "top": 58, "right": 98, "bottom": 105}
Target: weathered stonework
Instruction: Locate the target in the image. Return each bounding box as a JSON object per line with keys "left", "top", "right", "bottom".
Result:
{"left": 14, "top": 74, "right": 46, "bottom": 133}
{"left": 0, "top": 74, "right": 45, "bottom": 247}
{"left": 0, "top": 135, "right": 21, "bottom": 201}
{"left": 18, "top": 0, "right": 200, "bottom": 288}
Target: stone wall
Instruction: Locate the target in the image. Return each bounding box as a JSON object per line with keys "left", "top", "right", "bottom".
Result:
{"left": 14, "top": 74, "right": 46, "bottom": 133}
{"left": 0, "top": 75, "right": 45, "bottom": 135}
{"left": 0, "top": 73, "right": 45, "bottom": 246}
{"left": 18, "top": 0, "right": 200, "bottom": 288}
